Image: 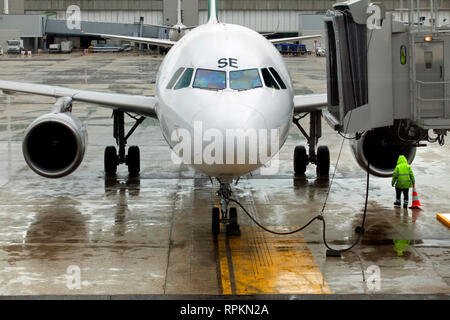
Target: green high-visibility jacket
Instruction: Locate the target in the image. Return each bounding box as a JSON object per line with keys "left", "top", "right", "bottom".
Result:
{"left": 392, "top": 155, "right": 415, "bottom": 189}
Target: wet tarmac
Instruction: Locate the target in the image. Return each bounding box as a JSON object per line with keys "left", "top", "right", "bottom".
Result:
{"left": 0, "top": 52, "right": 449, "bottom": 296}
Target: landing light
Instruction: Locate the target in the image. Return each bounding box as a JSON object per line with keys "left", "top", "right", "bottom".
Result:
{"left": 424, "top": 36, "right": 433, "bottom": 42}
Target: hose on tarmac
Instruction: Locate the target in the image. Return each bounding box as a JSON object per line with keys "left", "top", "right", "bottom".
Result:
{"left": 224, "top": 153, "right": 371, "bottom": 253}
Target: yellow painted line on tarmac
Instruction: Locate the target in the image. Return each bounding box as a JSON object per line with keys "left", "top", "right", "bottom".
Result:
{"left": 217, "top": 234, "right": 233, "bottom": 294}
{"left": 437, "top": 213, "right": 450, "bottom": 228}
{"left": 218, "top": 226, "right": 331, "bottom": 294}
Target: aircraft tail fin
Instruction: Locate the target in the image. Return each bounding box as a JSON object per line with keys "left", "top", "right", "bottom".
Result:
{"left": 207, "top": 0, "right": 219, "bottom": 24}
{"left": 177, "top": 0, "right": 182, "bottom": 25}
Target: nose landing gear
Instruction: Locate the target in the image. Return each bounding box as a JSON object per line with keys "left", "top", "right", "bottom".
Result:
{"left": 211, "top": 181, "right": 241, "bottom": 236}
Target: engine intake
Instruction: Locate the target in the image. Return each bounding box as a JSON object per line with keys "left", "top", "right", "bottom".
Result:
{"left": 23, "top": 112, "right": 87, "bottom": 178}
{"left": 350, "top": 129, "right": 416, "bottom": 177}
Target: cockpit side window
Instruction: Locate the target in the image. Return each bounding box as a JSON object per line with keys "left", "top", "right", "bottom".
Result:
{"left": 261, "top": 68, "right": 280, "bottom": 90}
{"left": 269, "top": 67, "right": 287, "bottom": 89}
{"left": 167, "top": 67, "right": 185, "bottom": 89}
{"left": 230, "top": 69, "right": 263, "bottom": 91}
{"left": 174, "top": 68, "right": 194, "bottom": 90}
{"left": 193, "top": 69, "right": 226, "bottom": 90}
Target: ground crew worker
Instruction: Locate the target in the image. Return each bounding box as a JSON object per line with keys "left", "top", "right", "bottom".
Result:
{"left": 392, "top": 155, "right": 415, "bottom": 208}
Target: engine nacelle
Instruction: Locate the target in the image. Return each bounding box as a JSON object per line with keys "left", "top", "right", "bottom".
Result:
{"left": 350, "top": 129, "right": 416, "bottom": 177}
{"left": 22, "top": 112, "right": 87, "bottom": 178}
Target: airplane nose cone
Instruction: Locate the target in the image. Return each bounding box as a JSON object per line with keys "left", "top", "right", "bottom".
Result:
{"left": 190, "top": 104, "right": 274, "bottom": 177}
{"left": 192, "top": 104, "right": 267, "bottom": 131}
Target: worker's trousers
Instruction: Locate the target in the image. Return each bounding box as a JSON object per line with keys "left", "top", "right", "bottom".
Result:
{"left": 395, "top": 188, "right": 409, "bottom": 204}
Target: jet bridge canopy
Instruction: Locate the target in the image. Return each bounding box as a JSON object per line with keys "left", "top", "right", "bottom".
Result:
{"left": 323, "top": 0, "right": 450, "bottom": 134}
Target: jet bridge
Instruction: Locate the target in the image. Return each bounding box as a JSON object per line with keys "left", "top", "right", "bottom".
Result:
{"left": 321, "top": 0, "right": 450, "bottom": 176}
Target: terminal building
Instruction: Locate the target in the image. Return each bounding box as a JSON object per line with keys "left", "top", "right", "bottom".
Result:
{"left": 0, "top": 0, "right": 450, "bottom": 51}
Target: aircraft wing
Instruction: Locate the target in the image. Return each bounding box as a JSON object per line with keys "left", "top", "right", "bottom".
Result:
{"left": 85, "top": 33, "right": 176, "bottom": 48}
{"left": 0, "top": 80, "right": 158, "bottom": 118}
{"left": 270, "top": 34, "right": 322, "bottom": 44}
{"left": 293, "top": 93, "right": 327, "bottom": 114}
{"left": 144, "top": 24, "right": 197, "bottom": 31}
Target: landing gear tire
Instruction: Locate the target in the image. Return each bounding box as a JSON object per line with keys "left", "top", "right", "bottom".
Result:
{"left": 226, "top": 207, "right": 241, "bottom": 237}
{"left": 294, "top": 145, "right": 308, "bottom": 174}
{"left": 104, "top": 146, "right": 118, "bottom": 175}
{"left": 316, "top": 145, "right": 330, "bottom": 177}
{"left": 212, "top": 207, "right": 220, "bottom": 235}
{"left": 127, "top": 145, "right": 140, "bottom": 176}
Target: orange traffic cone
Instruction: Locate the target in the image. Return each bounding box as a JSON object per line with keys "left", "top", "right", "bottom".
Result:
{"left": 409, "top": 185, "right": 422, "bottom": 209}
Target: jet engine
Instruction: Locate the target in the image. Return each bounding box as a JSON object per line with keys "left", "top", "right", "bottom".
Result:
{"left": 350, "top": 128, "right": 416, "bottom": 177}
{"left": 22, "top": 111, "right": 87, "bottom": 178}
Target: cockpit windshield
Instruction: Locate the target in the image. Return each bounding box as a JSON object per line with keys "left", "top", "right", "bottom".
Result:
{"left": 230, "top": 69, "right": 262, "bottom": 91}
{"left": 193, "top": 69, "right": 226, "bottom": 90}
{"left": 168, "top": 67, "right": 285, "bottom": 92}
{"left": 174, "top": 68, "right": 194, "bottom": 90}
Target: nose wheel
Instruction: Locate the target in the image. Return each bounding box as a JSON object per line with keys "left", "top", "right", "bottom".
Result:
{"left": 211, "top": 182, "right": 241, "bottom": 236}
{"left": 104, "top": 111, "right": 145, "bottom": 176}
{"left": 227, "top": 207, "right": 240, "bottom": 236}
{"left": 212, "top": 207, "right": 220, "bottom": 235}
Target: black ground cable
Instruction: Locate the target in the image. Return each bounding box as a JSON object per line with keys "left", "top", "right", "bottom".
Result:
{"left": 226, "top": 197, "right": 322, "bottom": 235}
{"left": 322, "top": 159, "right": 370, "bottom": 253}
{"left": 223, "top": 150, "right": 371, "bottom": 253}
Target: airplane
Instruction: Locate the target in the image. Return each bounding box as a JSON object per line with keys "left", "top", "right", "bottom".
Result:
{"left": 149, "top": 0, "right": 196, "bottom": 42}
{"left": 0, "top": 0, "right": 327, "bottom": 236}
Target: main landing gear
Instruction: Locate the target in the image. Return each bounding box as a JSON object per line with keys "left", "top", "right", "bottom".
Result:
{"left": 211, "top": 181, "right": 241, "bottom": 236}
{"left": 293, "top": 110, "right": 330, "bottom": 177}
{"left": 104, "top": 110, "right": 146, "bottom": 176}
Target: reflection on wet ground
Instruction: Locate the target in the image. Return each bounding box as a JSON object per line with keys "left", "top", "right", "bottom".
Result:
{"left": 0, "top": 53, "right": 448, "bottom": 296}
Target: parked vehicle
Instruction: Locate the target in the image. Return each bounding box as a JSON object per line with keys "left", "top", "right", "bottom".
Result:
{"left": 49, "top": 43, "right": 61, "bottom": 53}
{"left": 315, "top": 47, "right": 326, "bottom": 57}
{"left": 7, "top": 40, "right": 23, "bottom": 54}
{"left": 61, "top": 41, "right": 73, "bottom": 53}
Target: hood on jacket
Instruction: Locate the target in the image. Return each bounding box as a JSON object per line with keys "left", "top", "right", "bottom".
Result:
{"left": 397, "top": 155, "right": 407, "bottom": 165}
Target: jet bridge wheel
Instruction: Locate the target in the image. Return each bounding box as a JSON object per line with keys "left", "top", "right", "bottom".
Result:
{"left": 104, "top": 146, "right": 118, "bottom": 175}
{"left": 126, "top": 146, "right": 140, "bottom": 175}
{"left": 316, "top": 146, "right": 330, "bottom": 177}
{"left": 294, "top": 145, "right": 308, "bottom": 174}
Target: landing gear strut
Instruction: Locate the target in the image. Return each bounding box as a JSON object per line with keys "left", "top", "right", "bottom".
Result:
{"left": 211, "top": 181, "right": 241, "bottom": 236}
{"left": 104, "top": 110, "right": 145, "bottom": 176}
{"left": 293, "top": 111, "right": 330, "bottom": 177}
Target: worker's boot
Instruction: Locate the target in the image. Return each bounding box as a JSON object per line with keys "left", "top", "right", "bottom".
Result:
{"left": 394, "top": 200, "right": 401, "bottom": 207}
{"left": 403, "top": 201, "right": 408, "bottom": 209}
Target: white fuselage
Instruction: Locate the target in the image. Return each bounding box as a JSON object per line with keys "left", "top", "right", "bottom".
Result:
{"left": 155, "top": 23, "right": 294, "bottom": 178}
